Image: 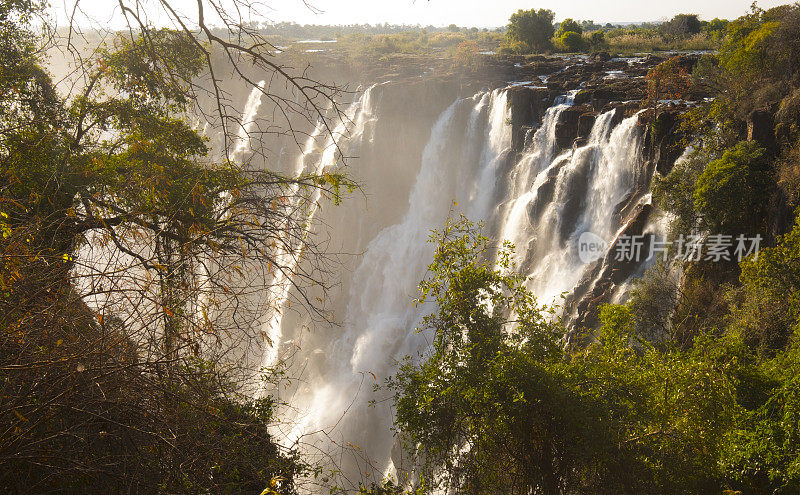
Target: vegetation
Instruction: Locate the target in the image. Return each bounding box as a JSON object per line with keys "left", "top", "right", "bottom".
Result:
{"left": 504, "top": 8, "right": 556, "bottom": 53}
{"left": 554, "top": 18, "right": 583, "bottom": 39}
{"left": 7, "top": 0, "right": 800, "bottom": 492}
{"left": 0, "top": 0, "right": 351, "bottom": 492}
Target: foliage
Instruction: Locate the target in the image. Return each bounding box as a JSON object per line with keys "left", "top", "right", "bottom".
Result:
{"left": 721, "top": 334, "right": 800, "bottom": 493}
{"left": 588, "top": 30, "right": 608, "bottom": 51}
{"left": 388, "top": 5, "right": 800, "bottom": 495}
{"left": 660, "top": 14, "right": 702, "bottom": 39}
{"left": 626, "top": 260, "right": 680, "bottom": 343}
{"left": 703, "top": 18, "right": 730, "bottom": 40}
{"left": 646, "top": 56, "right": 693, "bottom": 104}
{"left": 505, "top": 8, "right": 555, "bottom": 53}
{"left": 731, "top": 214, "right": 800, "bottom": 352}
{"left": 694, "top": 140, "right": 774, "bottom": 235}
{"left": 336, "top": 29, "right": 501, "bottom": 60}
{"left": 391, "top": 216, "right": 743, "bottom": 494}
{"left": 652, "top": 148, "right": 705, "bottom": 238}
{"left": 555, "top": 18, "right": 582, "bottom": 39}
{"left": 0, "top": 0, "right": 349, "bottom": 491}
{"left": 711, "top": 4, "right": 800, "bottom": 121}
{"left": 452, "top": 40, "right": 479, "bottom": 69}
{"left": 557, "top": 31, "right": 586, "bottom": 53}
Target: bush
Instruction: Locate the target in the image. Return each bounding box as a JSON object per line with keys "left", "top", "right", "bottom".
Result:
{"left": 588, "top": 31, "right": 608, "bottom": 51}
{"left": 694, "top": 141, "right": 775, "bottom": 235}
{"left": 558, "top": 31, "right": 586, "bottom": 52}
{"left": 555, "top": 18, "right": 582, "bottom": 38}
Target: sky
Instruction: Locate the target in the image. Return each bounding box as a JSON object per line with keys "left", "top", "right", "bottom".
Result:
{"left": 56, "top": 0, "right": 792, "bottom": 29}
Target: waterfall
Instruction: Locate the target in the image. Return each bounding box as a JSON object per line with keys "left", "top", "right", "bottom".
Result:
{"left": 497, "top": 108, "right": 646, "bottom": 307}
{"left": 268, "top": 90, "right": 511, "bottom": 481}
{"left": 264, "top": 84, "right": 650, "bottom": 487}
{"left": 229, "top": 80, "right": 266, "bottom": 163}
{"left": 259, "top": 85, "right": 380, "bottom": 370}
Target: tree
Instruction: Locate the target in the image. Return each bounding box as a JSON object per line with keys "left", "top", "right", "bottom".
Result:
{"left": 589, "top": 30, "right": 608, "bottom": 51}
{"left": 453, "top": 40, "right": 479, "bottom": 69}
{"left": 703, "top": 18, "right": 730, "bottom": 40}
{"left": 722, "top": 335, "right": 800, "bottom": 493}
{"left": 391, "top": 216, "right": 610, "bottom": 494}
{"left": 0, "top": 0, "right": 353, "bottom": 490}
{"left": 555, "top": 18, "right": 583, "bottom": 39}
{"left": 694, "top": 140, "right": 774, "bottom": 235}
{"left": 390, "top": 216, "right": 739, "bottom": 494}
{"left": 646, "top": 56, "right": 693, "bottom": 104}
{"left": 731, "top": 214, "right": 800, "bottom": 351}
{"left": 660, "top": 14, "right": 702, "bottom": 39}
{"left": 713, "top": 4, "right": 800, "bottom": 120}
{"left": 506, "top": 8, "right": 555, "bottom": 53}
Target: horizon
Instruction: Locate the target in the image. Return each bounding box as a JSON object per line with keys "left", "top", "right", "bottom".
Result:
{"left": 56, "top": 0, "right": 791, "bottom": 31}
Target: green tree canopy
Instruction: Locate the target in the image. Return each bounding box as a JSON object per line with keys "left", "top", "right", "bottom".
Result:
{"left": 555, "top": 18, "right": 583, "bottom": 38}
{"left": 694, "top": 140, "right": 775, "bottom": 235}
{"left": 559, "top": 31, "right": 586, "bottom": 52}
{"left": 506, "top": 8, "right": 555, "bottom": 53}
{"left": 660, "top": 14, "right": 702, "bottom": 38}
{"left": 391, "top": 216, "right": 740, "bottom": 494}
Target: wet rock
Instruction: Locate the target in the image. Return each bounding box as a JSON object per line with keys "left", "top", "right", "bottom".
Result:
{"left": 555, "top": 104, "right": 593, "bottom": 149}
{"left": 574, "top": 89, "right": 593, "bottom": 105}
{"left": 640, "top": 107, "right": 688, "bottom": 175}
{"left": 591, "top": 51, "right": 611, "bottom": 62}
{"left": 577, "top": 112, "right": 597, "bottom": 140}
{"left": 566, "top": 202, "right": 654, "bottom": 329}
{"left": 508, "top": 86, "right": 551, "bottom": 152}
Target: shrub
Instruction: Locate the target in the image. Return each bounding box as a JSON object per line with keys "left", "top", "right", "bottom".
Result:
{"left": 558, "top": 31, "right": 586, "bottom": 52}
{"left": 694, "top": 141, "right": 775, "bottom": 235}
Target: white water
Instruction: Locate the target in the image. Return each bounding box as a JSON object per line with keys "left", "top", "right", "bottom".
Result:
{"left": 259, "top": 90, "right": 513, "bottom": 485}
{"left": 237, "top": 84, "right": 650, "bottom": 488}
{"left": 497, "top": 108, "right": 646, "bottom": 306}
{"left": 259, "top": 86, "right": 381, "bottom": 371}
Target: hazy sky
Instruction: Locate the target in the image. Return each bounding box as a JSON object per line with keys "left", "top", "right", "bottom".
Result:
{"left": 58, "top": 0, "right": 791, "bottom": 29}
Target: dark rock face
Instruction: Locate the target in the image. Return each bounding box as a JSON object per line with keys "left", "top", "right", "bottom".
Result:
{"left": 566, "top": 202, "right": 655, "bottom": 329}
{"left": 748, "top": 109, "right": 777, "bottom": 153}
{"left": 577, "top": 112, "right": 597, "bottom": 141}
{"left": 555, "top": 105, "right": 593, "bottom": 150}
{"left": 503, "top": 54, "right": 704, "bottom": 154}
{"left": 508, "top": 86, "right": 552, "bottom": 151}
{"left": 355, "top": 53, "right": 704, "bottom": 332}
{"left": 639, "top": 107, "right": 690, "bottom": 176}
{"left": 495, "top": 55, "right": 709, "bottom": 331}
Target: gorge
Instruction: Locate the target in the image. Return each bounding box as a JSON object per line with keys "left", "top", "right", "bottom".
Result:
{"left": 234, "top": 53, "right": 697, "bottom": 486}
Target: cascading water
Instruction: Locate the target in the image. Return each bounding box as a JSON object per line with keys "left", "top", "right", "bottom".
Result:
{"left": 497, "top": 107, "right": 647, "bottom": 306}
{"left": 266, "top": 90, "right": 512, "bottom": 482}
{"left": 258, "top": 88, "right": 378, "bottom": 371}
{"left": 261, "top": 82, "right": 653, "bottom": 488}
